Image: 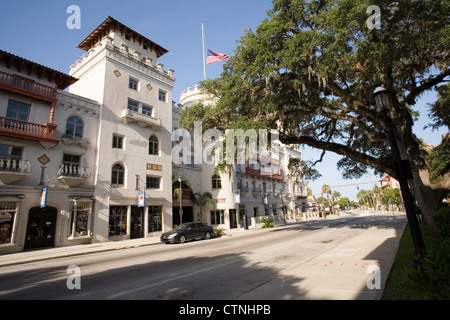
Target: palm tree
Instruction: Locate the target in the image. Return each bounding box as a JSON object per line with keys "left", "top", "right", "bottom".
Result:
{"left": 172, "top": 178, "right": 191, "bottom": 200}
{"left": 191, "top": 192, "right": 217, "bottom": 210}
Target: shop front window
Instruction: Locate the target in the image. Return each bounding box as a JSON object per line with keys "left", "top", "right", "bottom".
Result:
{"left": 69, "top": 201, "right": 92, "bottom": 238}
{"left": 0, "top": 202, "right": 17, "bottom": 244}
{"left": 109, "top": 206, "right": 127, "bottom": 236}
{"left": 211, "top": 210, "right": 225, "bottom": 225}
{"left": 148, "top": 206, "right": 162, "bottom": 233}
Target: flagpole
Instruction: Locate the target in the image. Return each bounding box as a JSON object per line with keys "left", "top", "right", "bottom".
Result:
{"left": 202, "top": 21, "right": 206, "bottom": 80}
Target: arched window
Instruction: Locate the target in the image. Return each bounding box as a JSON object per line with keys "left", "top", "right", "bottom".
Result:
{"left": 149, "top": 135, "right": 159, "bottom": 155}
{"left": 212, "top": 174, "right": 222, "bottom": 189}
{"left": 66, "top": 116, "right": 84, "bottom": 138}
{"left": 112, "top": 163, "right": 124, "bottom": 187}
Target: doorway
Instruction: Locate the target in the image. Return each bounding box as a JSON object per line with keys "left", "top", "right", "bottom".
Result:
{"left": 173, "top": 206, "right": 193, "bottom": 227}
{"left": 130, "top": 206, "right": 144, "bottom": 239}
{"left": 24, "top": 207, "right": 57, "bottom": 250}
{"left": 229, "top": 209, "right": 237, "bottom": 229}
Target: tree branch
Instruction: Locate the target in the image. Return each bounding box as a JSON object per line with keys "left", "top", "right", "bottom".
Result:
{"left": 405, "top": 68, "right": 450, "bottom": 105}
{"left": 280, "top": 134, "right": 395, "bottom": 178}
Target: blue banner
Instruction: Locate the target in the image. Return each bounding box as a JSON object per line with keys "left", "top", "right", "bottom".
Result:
{"left": 40, "top": 187, "right": 48, "bottom": 208}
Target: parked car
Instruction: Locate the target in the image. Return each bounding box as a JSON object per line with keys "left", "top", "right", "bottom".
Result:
{"left": 160, "top": 222, "right": 214, "bottom": 244}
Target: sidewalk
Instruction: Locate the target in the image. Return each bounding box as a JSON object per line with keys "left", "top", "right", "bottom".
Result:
{"left": 238, "top": 213, "right": 407, "bottom": 300}
{"left": 0, "top": 237, "right": 162, "bottom": 268}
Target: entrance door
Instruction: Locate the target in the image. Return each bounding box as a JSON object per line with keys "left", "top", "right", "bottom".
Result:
{"left": 24, "top": 207, "right": 57, "bottom": 250}
{"left": 173, "top": 207, "right": 193, "bottom": 227}
{"left": 229, "top": 209, "right": 237, "bottom": 229}
{"left": 130, "top": 206, "right": 144, "bottom": 239}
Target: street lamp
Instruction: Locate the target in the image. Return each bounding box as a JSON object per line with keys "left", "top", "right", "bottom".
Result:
{"left": 178, "top": 177, "right": 183, "bottom": 224}
{"left": 373, "top": 86, "right": 426, "bottom": 260}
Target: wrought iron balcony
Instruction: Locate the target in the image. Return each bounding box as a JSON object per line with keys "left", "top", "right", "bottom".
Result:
{"left": 0, "top": 158, "right": 31, "bottom": 185}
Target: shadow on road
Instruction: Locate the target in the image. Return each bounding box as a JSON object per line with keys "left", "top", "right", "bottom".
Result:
{"left": 0, "top": 251, "right": 309, "bottom": 300}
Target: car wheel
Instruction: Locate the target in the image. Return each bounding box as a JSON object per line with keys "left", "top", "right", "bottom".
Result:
{"left": 178, "top": 234, "right": 186, "bottom": 244}
{"left": 204, "top": 231, "right": 211, "bottom": 240}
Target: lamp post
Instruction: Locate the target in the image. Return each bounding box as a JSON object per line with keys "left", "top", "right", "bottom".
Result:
{"left": 373, "top": 86, "right": 426, "bottom": 260}
{"left": 178, "top": 177, "right": 183, "bottom": 225}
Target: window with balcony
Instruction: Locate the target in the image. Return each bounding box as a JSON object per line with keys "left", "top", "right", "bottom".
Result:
{"left": 149, "top": 135, "right": 159, "bottom": 156}
{"left": 112, "top": 163, "right": 125, "bottom": 187}
{"left": 0, "top": 145, "right": 23, "bottom": 171}
{"left": 63, "top": 153, "right": 80, "bottom": 165}
{"left": 0, "top": 145, "right": 31, "bottom": 184}
{"left": 65, "top": 116, "right": 84, "bottom": 138}
{"left": 123, "top": 99, "right": 161, "bottom": 130}
{"left": 6, "top": 100, "right": 30, "bottom": 121}
{"left": 128, "top": 99, "right": 139, "bottom": 112}
{"left": 62, "top": 153, "right": 81, "bottom": 175}
{"left": 58, "top": 153, "right": 90, "bottom": 187}
{"left": 61, "top": 116, "right": 89, "bottom": 149}
{"left": 142, "top": 105, "right": 153, "bottom": 117}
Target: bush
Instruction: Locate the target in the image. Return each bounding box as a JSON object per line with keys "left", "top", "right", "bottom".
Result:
{"left": 408, "top": 240, "right": 450, "bottom": 299}
{"left": 433, "top": 206, "right": 450, "bottom": 238}
{"left": 214, "top": 227, "right": 226, "bottom": 237}
{"left": 260, "top": 217, "right": 275, "bottom": 229}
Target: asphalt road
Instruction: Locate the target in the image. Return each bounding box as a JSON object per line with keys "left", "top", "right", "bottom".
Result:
{"left": 0, "top": 213, "right": 406, "bottom": 300}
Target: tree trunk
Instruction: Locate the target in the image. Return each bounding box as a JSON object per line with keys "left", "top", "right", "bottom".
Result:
{"left": 409, "top": 169, "right": 440, "bottom": 235}
{"left": 390, "top": 97, "right": 443, "bottom": 235}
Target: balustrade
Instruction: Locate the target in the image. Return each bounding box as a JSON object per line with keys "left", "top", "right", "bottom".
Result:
{"left": 0, "top": 71, "right": 56, "bottom": 102}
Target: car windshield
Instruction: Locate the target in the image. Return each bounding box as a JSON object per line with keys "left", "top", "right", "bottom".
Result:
{"left": 174, "top": 223, "right": 192, "bottom": 231}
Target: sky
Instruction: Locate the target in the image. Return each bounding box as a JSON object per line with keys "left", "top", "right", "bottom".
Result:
{"left": 0, "top": 0, "right": 446, "bottom": 201}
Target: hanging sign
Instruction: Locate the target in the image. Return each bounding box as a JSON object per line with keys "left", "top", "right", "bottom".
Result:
{"left": 40, "top": 187, "right": 48, "bottom": 208}
{"left": 138, "top": 192, "right": 146, "bottom": 208}
{"left": 263, "top": 196, "right": 268, "bottom": 205}
{"left": 234, "top": 193, "right": 241, "bottom": 204}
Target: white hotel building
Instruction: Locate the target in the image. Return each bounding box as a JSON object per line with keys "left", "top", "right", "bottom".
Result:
{"left": 0, "top": 17, "right": 308, "bottom": 254}
{"left": 174, "top": 86, "right": 309, "bottom": 230}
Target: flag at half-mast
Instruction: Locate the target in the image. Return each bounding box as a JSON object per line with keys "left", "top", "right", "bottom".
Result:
{"left": 206, "top": 49, "right": 230, "bottom": 64}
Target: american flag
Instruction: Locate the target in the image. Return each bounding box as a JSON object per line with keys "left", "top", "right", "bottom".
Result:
{"left": 206, "top": 49, "right": 230, "bottom": 64}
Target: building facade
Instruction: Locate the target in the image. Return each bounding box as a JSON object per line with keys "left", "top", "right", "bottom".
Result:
{"left": 68, "top": 17, "right": 175, "bottom": 243}
{"left": 0, "top": 49, "right": 100, "bottom": 253}
{"left": 0, "top": 17, "right": 175, "bottom": 254}
{"left": 174, "top": 86, "right": 309, "bottom": 230}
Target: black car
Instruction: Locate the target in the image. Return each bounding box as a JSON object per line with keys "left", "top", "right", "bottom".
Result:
{"left": 160, "top": 222, "right": 214, "bottom": 244}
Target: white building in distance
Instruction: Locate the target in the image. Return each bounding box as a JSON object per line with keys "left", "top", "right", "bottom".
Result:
{"left": 173, "top": 86, "right": 309, "bottom": 230}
